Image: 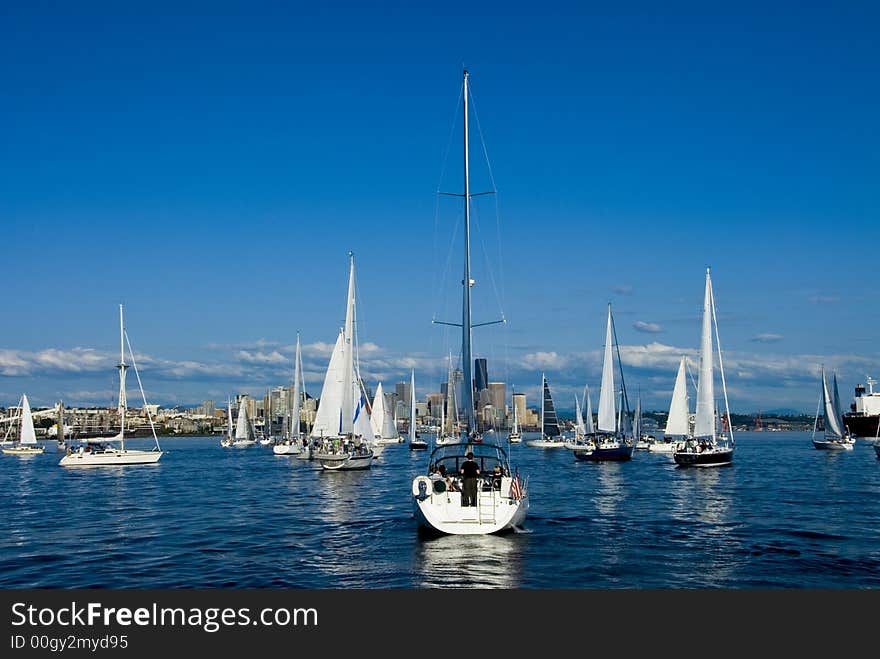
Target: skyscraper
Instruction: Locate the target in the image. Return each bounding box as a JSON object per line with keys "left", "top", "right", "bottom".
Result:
{"left": 474, "top": 358, "right": 488, "bottom": 393}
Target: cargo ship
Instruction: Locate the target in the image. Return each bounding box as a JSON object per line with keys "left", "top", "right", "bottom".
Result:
{"left": 842, "top": 377, "right": 880, "bottom": 438}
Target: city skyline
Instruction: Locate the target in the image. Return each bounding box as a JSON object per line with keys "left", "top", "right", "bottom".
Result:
{"left": 2, "top": 3, "right": 878, "bottom": 413}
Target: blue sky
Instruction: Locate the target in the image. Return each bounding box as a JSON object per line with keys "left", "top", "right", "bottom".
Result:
{"left": 2, "top": 1, "right": 878, "bottom": 414}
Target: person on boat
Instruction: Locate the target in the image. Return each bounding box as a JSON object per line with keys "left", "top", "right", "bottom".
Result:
{"left": 460, "top": 452, "right": 480, "bottom": 506}
{"left": 491, "top": 465, "right": 503, "bottom": 490}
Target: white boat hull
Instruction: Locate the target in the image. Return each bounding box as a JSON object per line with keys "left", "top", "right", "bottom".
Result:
{"left": 273, "top": 442, "right": 302, "bottom": 455}
{"left": 315, "top": 451, "right": 373, "bottom": 470}
{"left": 412, "top": 476, "right": 528, "bottom": 535}
{"left": 648, "top": 441, "right": 676, "bottom": 453}
{"left": 526, "top": 439, "right": 565, "bottom": 448}
{"left": 376, "top": 437, "right": 404, "bottom": 445}
{"left": 812, "top": 438, "right": 854, "bottom": 451}
{"left": 232, "top": 440, "right": 256, "bottom": 448}
{"left": 2, "top": 445, "right": 44, "bottom": 455}
{"left": 59, "top": 448, "right": 162, "bottom": 466}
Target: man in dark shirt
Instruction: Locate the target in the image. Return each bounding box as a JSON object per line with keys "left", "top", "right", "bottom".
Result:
{"left": 460, "top": 451, "right": 480, "bottom": 507}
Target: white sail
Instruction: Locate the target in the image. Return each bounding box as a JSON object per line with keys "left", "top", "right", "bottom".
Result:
{"left": 235, "top": 398, "right": 251, "bottom": 440}
{"left": 822, "top": 368, "right": 846, "bottom": 439}
{"left": 371, "top": 382, "right": 385, "bottom": 438}
{"left": 584, "top": 386, "right": 594, "bottom": 434}
{"left": 694, "top": 269, "right": 716, "bottom": 439}
{"left": 19, "top": 394, "right": 37, "bottom": 444}
{"left": 575, "top": 395, "right": 586, "bottom": 436}
{"left": 597, "top": 305, "right": 617, "bottom": 433}
{"left": 226, "top": 400, "right": 234, "bottom": 441}
{"left": 633, "top": 396, "right": 642, "bottom": 443}
{"left": 290, "top": 334, "right": 302, "bottom": 439}
{"left": 665, "top": 356, "right": 690, "bottom": 436}
{"left": 511, "top": 393, "right": 519, "bottom": 433}
{"left": 410, "top": 370, "right": 417, "bottom": 439}
{"left": 382, "top": 392, "right": 398, "bottom": 438}
{"left": 353, "top": 386, "right": 373, "bottom": 439}
{"left": 311, "top": 331, "right": 346, "bottom": 437}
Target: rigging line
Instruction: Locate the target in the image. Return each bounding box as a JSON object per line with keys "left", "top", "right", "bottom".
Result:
{"left": 709, "top": 276, "right": 734, "bottom": 445}
{"left": 469, "top": 83, "right": 508, "bottom": 320}
{"left": 610, "top": 308, "right": 631, "bottom": 418}
{"left": 470, "top": 201, "right": 506, "bottom": 319}
{"left": 431, "top": 85, "right": 463, "bottom": 333}
{"left": 123, "top": 330, "right": 161, "bottom": 450}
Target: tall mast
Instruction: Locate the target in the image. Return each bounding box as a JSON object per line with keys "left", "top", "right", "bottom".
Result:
{"left": 461, "top": 69, "right": 475, "bottom": 435}
{"left": 342, "top": 252, "right": 355, "bottom": 436}
{"left": 117, "top": 304, "right": 127, "bottom": 448}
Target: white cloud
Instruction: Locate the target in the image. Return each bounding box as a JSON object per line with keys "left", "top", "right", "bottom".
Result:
{"left": 750, "top": 333, "right": 784, "bottom": 343}
{"left": 236, "top": 350, "right": 289, "bottom": 365}
{"left": 522, "top": 351, "right": 568, "bottom": 370}
{"left": 633, "top": 321, "right": 662, "bottom": 334}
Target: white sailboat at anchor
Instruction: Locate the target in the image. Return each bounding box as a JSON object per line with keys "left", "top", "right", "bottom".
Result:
{"left": 274, "top": 333, "right": 305, "bottom": 455}
{"left": 1, "top": 394, "right": 44, "bottom": 456}
{"left": 59, "top": 305, "right": 163, "bottom": 466}
{"left": 811, "top": 366, "right": 855, "bottom": 451}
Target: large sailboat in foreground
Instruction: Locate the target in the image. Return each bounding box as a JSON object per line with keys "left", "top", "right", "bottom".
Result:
{"left": 412, "top": 70, "right": 528, "bottom": 535}
{"left": 60, "top": 305, "right": 163, "bottom": 466}
{"left": 310, "top": 253, "right": 374, "bottom": 470}
{"left": 1, "top": 394, "right": 44, "bottom": 455}
{"left": 811, "top": 366, "right": 855, "bottom": 451}
{"left": 672, "top": 269, "right": 734, "bottom": 467}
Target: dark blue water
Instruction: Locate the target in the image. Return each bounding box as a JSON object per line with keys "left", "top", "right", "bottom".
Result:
{"left": 1, "top": 432, "right": 878, "bottom": 589}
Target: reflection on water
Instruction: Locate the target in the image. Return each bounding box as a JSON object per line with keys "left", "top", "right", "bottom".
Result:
{"left": 668, "top": 465, "right": 739, "bottom": 586}
{"left": 413, "top": 533, "right": 525, "bottom": 589}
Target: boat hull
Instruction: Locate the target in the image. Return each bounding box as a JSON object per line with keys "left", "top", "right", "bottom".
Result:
{"left": 648, "top": 440, "right": 676, "bottom": 453}
{"left": 59, "top": 449, "right": 163, "bottom": 466}
{"left": 673, "top": 447, "right": 733, "bottom": 467}
{"left": 273, "top": 443, "right": 302, "bottom": 455}
{"left": 412, "top": 476, "right": 528, "bottom": 535}
{"left": 2, "top": 445, "right": 44, "bottom": 455}
{"left": 573, "top": 444, "right": 634, "bottom": 461}
{"left": 316, "top": 451, "right": 373, "bottom": 470}
{"left": 812, "top": 438, "right": 854, "bottom": 451}
{"left": 525, "top": 439, "right": 565, "bottom": 448}
{"left": 841, "top": 414, "right": 880, "bottom": 439}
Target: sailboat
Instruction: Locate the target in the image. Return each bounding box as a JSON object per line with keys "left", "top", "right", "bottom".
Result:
{"left": 573, "top": 304, "right": 635, "bottom": 461}
{"left": 436, "top": 353, "right": 460, "bottom": 446}
{"left": 60, "top": 305, "right": 163, "bottom": 466}
{"left": 371, "top": 383, "right": 403, "bottom": 445}
{"left": 651, "top": 356, "right": 688, "bottom": 453}
{"left": 259, "top": 391, "right": 274, "bottom": 446}
{"left": 672, "top": 268, "right": 735, "bottom": 467}
{"left": 507, "top": 386, "right": 522, "bottom": 443}
{"left": 564, "top": 386, "right": 593, "bottom": 449}
{"left": 409, "top": 370, "right": 428, "bottom": 450}
{"left": 274, "top": 333, "right": 305, "bottom": 455}
{"left": 54, "top": 400, "right": 67, "bottom": 451}
{"left": 310, "top": 253, "right": 374, "bottom": 471}
{"left": 412, "top": 69, "right": 528, "bottom": 535}
{"left": 220, "top": 399, "right": 234, "bottom": 448}
{"left": 811, "top": 366, "right": 855, "bottom": 451}
{"left": 526, "top": 374, "right": 565, "bottom": 448}
{"left": 232, "top": 398, "right": 256, "bottom": 447}
{"left": 2, "top": 394, "right": 44, "bottom": 455}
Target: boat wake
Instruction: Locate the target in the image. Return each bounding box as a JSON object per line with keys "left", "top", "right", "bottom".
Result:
{"left": 512, "top": 524, "right": 532, "bottom": 534}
